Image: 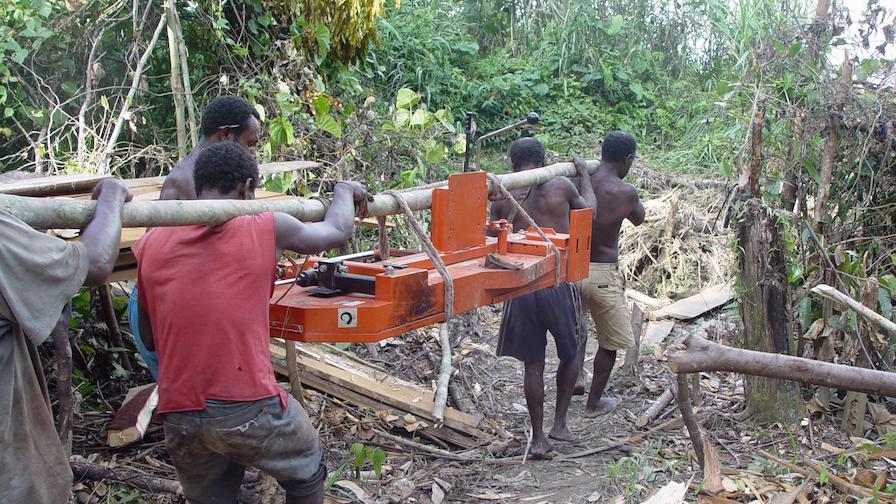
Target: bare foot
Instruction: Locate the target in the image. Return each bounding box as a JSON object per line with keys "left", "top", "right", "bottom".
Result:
{"left": 548, "top": 425, "right": 575, "bottom": 442}
{"left": 529, "top": 437, "right": 555, "bottom": 460}
{"left": 573, "top": 383, "right": 587, "bottom": 396}
{"left": 583, "top": 397, "right": 621, "bottom": 418}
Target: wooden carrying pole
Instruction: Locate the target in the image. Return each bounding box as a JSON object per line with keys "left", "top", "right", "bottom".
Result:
{"left": 0, "top": 160, "right": 600, "bottom": 229}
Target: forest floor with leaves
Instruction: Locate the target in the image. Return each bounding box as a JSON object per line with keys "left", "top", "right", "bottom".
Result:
{"left": 61, "top": 166, "right": 896, "bottom": 503}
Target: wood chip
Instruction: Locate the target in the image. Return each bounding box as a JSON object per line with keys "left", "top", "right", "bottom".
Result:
{"left": 334, "top": 480, "right": 372, "bottom": 504}
{"left": 702, "top": 440, "right": 724, "bottom": 495}
{"left": 468, "top": 492, "right": 516, "bottom": 500}
{"left": 643, "top": 480, "right": 689, "bottom": 504}
{"left": 431, "top": 482, "right": 445, "bottom": 504}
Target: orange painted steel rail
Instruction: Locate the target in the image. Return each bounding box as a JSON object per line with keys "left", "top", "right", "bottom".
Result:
{"left": 269, "top": 171, "right": 592, "bottom": 343}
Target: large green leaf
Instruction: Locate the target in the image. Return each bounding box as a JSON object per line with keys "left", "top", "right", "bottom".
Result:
{"left": 315, "top": 113, "right": 343, "bottom": 138}
{"left": 269, "top": 116, "right": 294, "bottom": 147}
{"left": 395, "top": 88, "right": 420, "bottom": 110}
{"left": 424, "top": 141, "right": 446, "bottom": 164}
{"left": 409, "top": 108, "right": 429, "bottom": 128}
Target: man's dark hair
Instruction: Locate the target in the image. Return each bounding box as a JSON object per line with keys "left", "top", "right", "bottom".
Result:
{"left": 601, "top": 131, "right": 637, "bottom": 163}
{"left": 199, "top": 96, "right": 260, "bottom": 137}
{"left": 193, "top": 142, "right": 259, "bottom": 196}
{"left": 509, "top": 137, "right": 546, "bottom": 169}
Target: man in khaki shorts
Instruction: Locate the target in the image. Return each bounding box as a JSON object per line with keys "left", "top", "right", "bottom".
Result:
{"left": 577, "top": 131, "right": 645, "bottom": 417}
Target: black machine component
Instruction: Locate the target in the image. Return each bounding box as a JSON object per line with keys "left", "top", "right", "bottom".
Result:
{"left": 297, "top": 258, "right": 376, "bottom": 297}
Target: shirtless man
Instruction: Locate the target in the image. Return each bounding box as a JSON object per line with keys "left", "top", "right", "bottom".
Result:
{"left": 578, "top": 131, "right": 645, "bottom": 417}
{"left": 159, "top": 95, "right": 261, "bottom": 200}
{"left": 129, "top": 95, "right": 261, "bottom": 378}
{"left": 490, "top": 137, "right": 596, "bottom": 458}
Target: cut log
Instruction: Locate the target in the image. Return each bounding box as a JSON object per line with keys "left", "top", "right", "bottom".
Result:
{"left": 636, "top": 388, "right": 675, "bottom": 428}
{"left": 106, "top": 383, "right": 158, "bottom": 448}
{"left": 0, "top": 159, "right": 602, "bottom": 229}
{"left": 649, "top": 280, "right": 735, "bottom": 321}
{"left": 811, "top": 284, "right": 896, "bottom": 337}
{"left": 668, "top": 334, "right": 896, "bottom": 397}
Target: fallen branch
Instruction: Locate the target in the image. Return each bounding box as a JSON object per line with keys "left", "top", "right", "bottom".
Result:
{"left": 677, "top": 373, "right": 704, "bottom": 468}
{"left": 757, "top": 450, "right": 895, "bottom": 500}
{"left": 71, "top": 458, "right": 183, "bottom": 495}
{"left": 373, "top": 429, "right": 476, "bottom": 461}
{"left": 0, "top": 159, "right": 601, "bottom": 229}
{"left": 668, "top": 334, "right": 896, "bottom": 397}
{"left": 811, "top": 284, "right": 896, "bottom": 337}
{"left": 431, "top": 324, "right": 453, "bottom": 422}
{"left": 52, "top": 305, "right": 73, "bottom": 454}
{"left": 636, "top": 388, "right": 675, "bottom": 428}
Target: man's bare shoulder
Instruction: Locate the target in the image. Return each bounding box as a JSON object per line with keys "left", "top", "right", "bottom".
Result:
{"left": 543, "top": 176, "right": 578, "bottom": 195}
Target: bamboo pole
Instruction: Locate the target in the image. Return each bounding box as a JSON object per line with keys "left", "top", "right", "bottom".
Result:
{"left": 0, "top": 160, "right": 600, "bottom": 229}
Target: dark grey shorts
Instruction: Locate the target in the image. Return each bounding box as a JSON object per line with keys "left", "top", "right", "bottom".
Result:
{"left": 163, "top": 395, "right": 325, "bottom": 503}
{"left": 496, "top": 282, "right": 583, "bottom": 363}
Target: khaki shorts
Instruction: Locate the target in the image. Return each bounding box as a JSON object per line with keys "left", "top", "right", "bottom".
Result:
{"left": 578, "top": 263, "right": 635, "bottom": 351}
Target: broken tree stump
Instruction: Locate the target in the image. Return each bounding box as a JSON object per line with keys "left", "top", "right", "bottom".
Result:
{"left": 668, "top": 334, "right": 896, "bottom": 397}
{"left": 737, "top": 200, "right": 800, "bottom": 423}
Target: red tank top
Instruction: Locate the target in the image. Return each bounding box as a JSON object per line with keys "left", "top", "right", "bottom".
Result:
{"left": 133, "top": 212, "right": 286, "bottom": 413}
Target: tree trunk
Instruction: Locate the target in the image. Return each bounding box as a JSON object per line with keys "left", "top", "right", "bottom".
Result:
{"left": 738, "top": 200, "right": 801, "bottom": 423}
{"left": 166, "top": 0, "right": 187, "bottom": 158}
{"left": 814, "top": 55, "right": 852, "bottom": 224}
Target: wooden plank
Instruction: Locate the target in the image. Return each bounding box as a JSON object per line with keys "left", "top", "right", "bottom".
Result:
{"left": 270, "top": 353, "right": 482, "bottom": 448}
{"left": 106, "top": 383, "right": 158, "bottom": 447}
{"left": 259, "top": 160, "right": 320, "bottom": 175}
{"left": 0, "top": 174, "right": 109, "bottom": 196}
{"left": 649, "top": 280, "right": 735, "bottom": 321}
{"left": 270, "top": 341, "right": 488, "bottom": 440}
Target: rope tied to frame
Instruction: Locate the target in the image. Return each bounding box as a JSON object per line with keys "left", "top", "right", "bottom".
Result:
{"left": 382, "top": 189, "right": 455, "bottom": 421}
{"left": 485, "top": 173, "right": 562, "bottom": 286}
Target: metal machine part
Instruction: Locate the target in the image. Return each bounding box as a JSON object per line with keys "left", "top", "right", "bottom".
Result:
{"left": 269, "top": 171, "right": 593, "bottom": 343}
{"left": 475, "top": 112, "right": 539, "bottom": 171}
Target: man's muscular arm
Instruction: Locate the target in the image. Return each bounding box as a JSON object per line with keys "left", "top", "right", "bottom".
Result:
{"left": 572, "top": 157, "right": 597, "bottom": 214}
{"left": 556, "top": 177, "right": 590, "bottom": 210}
{"left": 274, "top": 182, "right": 372, "bottom": 255}
{"left": 627, "top": 187, "right": 646, "bottom": 226}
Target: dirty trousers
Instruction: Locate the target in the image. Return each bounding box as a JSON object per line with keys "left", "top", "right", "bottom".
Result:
{"left": 163, "top": 395, "right": 326, "bottom": 504}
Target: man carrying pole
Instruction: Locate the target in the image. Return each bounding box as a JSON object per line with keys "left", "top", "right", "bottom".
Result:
{"left": 0, "top": 179, "right": 132, "bottom": 503}
{"left": 579, "top": 131, "right": 645, "bottom": 417}
{"left": 128, "top": 95, "right": 262, "bottom": 378}
{"left": 134, "top": 142, "right": 370, "bottom": 503}
{"left": 489, "top": 137, "right": 596, "bottom": 459}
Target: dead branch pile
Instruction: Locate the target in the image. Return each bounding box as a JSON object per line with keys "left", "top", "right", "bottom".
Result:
{"left": 618, "top": 170, "right": 734, "bottom": 297}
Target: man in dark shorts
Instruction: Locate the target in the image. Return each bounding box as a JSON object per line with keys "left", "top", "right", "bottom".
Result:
{"left": 129, "top": 96, "right": 262, "bottom": 378}
{"left": 490, "top": 138, "right": 596, "bottom": 459}
{"left": 135, "top": 142, "right": 371, "bottom": 503}
{"left": 1, "top": 179, "right": 131, "bottom": 502}
{"left": 578, "top": 131, "right": 645, "bottom": 417}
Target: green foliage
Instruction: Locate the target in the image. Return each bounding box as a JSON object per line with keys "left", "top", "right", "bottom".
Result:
{"left": 349, "top": 442, "right": 385, "bottom": 479}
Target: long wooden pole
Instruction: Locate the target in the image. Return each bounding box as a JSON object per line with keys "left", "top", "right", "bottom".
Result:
{"left": 0, "top": 160, "right": 600, "bottom": 229}
{"left": 668, "top": 334, "right": 896, "bottom": 397}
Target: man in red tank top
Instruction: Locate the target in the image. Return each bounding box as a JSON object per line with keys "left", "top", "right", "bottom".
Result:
{"left": 134, "top": 142, "right": 370, "bottom": 504}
